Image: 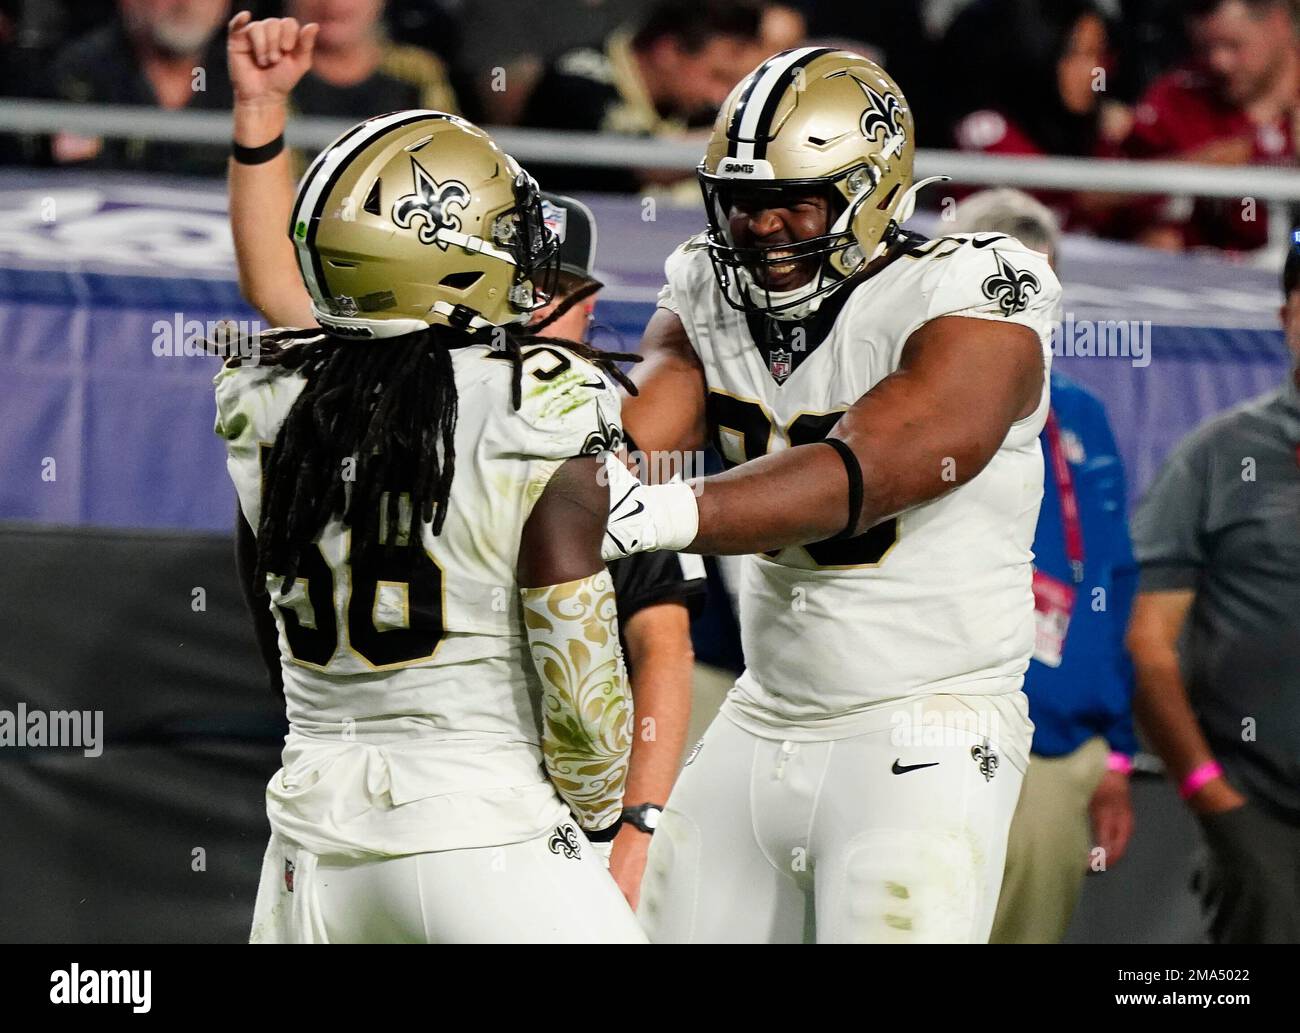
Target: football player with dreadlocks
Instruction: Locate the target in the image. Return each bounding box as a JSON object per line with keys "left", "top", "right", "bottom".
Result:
{"left": 217, "top": 107, "right": 646, "bottom": 943}
{"left": 604, "top": 48, "right": 1063, "bottom": 944}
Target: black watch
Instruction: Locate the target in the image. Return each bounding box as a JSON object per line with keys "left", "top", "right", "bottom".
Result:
{"left": 622, "top": 803, "right": 664, "bottom": 834}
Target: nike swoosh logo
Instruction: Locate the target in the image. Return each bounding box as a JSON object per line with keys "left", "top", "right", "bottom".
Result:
{"left": 891, "top": 759, "right": 939, "bottom": 775}
{"left": 612, "top": 500, "right": 644, "bottom": 522}
{"left": 970, "top": 235, "right": 1006, "bottom": 249}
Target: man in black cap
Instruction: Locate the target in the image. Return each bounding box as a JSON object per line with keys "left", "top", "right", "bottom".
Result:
{"left": 1126, "top": 230, "right": 1300, "bottom": 943}
{"left": 530, "top": 193, "right": 708, "bottom": 908}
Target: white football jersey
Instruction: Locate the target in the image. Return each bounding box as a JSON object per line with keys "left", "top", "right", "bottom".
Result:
{"left": 661, "top": 232, "right": 1059, "bottom": 746}
{"left": 214, "top": 340, "right": 623, "bottom": 858}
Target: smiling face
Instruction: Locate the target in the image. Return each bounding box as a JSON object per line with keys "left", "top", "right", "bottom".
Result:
{"left": 726, "top": 186, "right": 832, "bottom": 291}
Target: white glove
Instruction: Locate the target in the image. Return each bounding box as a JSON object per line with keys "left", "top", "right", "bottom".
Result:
{"left": 601, "top": 453, "right": 700, "bottom": 561}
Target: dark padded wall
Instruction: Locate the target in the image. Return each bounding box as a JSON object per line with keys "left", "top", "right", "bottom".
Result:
{"left": 0, "top": 524, "right": 284, "bottom": 943}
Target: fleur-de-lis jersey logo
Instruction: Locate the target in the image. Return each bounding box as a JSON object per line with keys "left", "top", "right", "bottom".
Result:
{"left": 580, "top": 404, "right": 625, "bottom": 457}
{"left": 391, "top": 156, "right": 470, "bottom": 249}
{"left": 970, "top": 739, "right": 1000, "bottom": 782}
{"left": 981, "top": 251, "right": 1042, "bottom": 317}
{"left": 855, "top": 80, "right": 906, "bottom": 158}
{"left": 547, "top": 823, "right": 582, "bottom": 861}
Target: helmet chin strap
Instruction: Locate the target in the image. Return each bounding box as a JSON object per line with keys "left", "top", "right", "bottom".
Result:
{"left": 853, "top": 174, "right": 955, "bottom": 264}
{"left": 892, "top": 175, "right": 950, "bottom": 228}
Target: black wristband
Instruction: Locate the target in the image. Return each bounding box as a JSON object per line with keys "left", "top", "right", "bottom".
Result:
{"left": 585, "top": 817, "right": 623, "bottom": 843}
{"left": 232, "top": 133, "right": 285, "bottom": 165}
{"left": 821, "top": 438, "right": 863, "bottom": 540}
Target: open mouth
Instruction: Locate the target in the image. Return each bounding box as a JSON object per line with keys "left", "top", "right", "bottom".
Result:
{"left": 753, "top": 247, "right": 815, "bottom": 289}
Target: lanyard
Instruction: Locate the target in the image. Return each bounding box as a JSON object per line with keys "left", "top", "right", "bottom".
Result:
{"left": 1045, "top": 409, "right": 1085, "bottom": 583}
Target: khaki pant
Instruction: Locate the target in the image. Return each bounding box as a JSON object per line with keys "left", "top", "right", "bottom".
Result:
{"left": 990, "top": 736, "right": 1109, "bottom": 943}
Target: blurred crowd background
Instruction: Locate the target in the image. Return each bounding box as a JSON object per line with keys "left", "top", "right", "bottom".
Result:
{"left": 2, "top": 0, "right": 1300, "bottom": 253}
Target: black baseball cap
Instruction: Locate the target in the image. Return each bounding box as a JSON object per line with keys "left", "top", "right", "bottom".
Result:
{"left": 540, "top": 192, "right": 600, "bottom": 284}
{"left": 1286, "top": 228, "right": 1300, "bottom": 296}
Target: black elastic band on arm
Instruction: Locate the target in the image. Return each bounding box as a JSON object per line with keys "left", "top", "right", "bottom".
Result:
{"left": 585, "top": 817, "right": 623, "bottom": 843}
{"left": 232, "top": 134, "right": 285, "bottom": 165}
{"left": 821, "top": 437, "right": 863, "bottom": 541}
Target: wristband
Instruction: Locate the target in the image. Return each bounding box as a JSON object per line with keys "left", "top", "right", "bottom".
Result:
{"left": 1106, "top": 752, "right": 1133, "bottom": 776}
{"left": 1179, "top": 760, "right": 1223, "bottom": 800}
{"left": 821, "top": 437, "right": 863, "bottom": 540}
{"left": 232, "top": 133, "right": 285, "bottom": 165}
{"left": 585, "top": 816, "right": 623, "bottom": 843}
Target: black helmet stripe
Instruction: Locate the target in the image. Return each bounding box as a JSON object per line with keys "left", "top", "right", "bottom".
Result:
{"left": 727, "top": 47, "right": 834, "bottom": 162}
{"left": 724, "top": 60, "right": 766, "bottom": 158}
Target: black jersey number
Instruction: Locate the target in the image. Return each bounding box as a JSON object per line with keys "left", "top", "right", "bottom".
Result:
{"left": 258, "top": 445, "right": 445, "bottom": 669}
{"left": 704, "top": 391, "right": 898, "bottom": 568}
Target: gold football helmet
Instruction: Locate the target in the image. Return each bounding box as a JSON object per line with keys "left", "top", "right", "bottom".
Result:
{"left": 698, "top": 48, "right": 943, "bottom": 317}
{"left": 290, "top": 111, "right": 558, "bottom": 338}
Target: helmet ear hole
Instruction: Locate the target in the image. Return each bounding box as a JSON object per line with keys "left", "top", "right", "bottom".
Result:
{"left": 440, "top": 271, "right": 484, "bottom": 291}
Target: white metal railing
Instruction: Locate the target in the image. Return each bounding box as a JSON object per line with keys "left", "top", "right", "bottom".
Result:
{"left": 2, "top": 99, "right": 1298, "bottom": 243}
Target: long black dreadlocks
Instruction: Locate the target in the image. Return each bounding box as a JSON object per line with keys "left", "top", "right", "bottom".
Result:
{"left": 224, "top": 286, "right": 639, "bottom": 591}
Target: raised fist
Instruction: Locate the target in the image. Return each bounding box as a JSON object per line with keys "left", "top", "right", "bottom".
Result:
{"left": 227, "top": 11, "right": 319, "bottom": 105}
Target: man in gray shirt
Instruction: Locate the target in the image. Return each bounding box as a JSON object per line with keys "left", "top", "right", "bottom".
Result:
{"left": 1127, "top": 236, "right": 1300, "bottom": 943}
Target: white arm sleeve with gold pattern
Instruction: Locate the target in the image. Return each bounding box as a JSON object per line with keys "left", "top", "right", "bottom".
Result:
{"left": 520, "top": 571, "right": 632, "bottom": 835}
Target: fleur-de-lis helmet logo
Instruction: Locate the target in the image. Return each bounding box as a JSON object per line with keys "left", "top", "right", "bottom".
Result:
{"left": 981, "top": 251, "right": 1042, "bottom": 317}
{"left": 856, "top": 80, "right": 906, "bottom": 158}
{"left": 391, "top": 156, "right": 471, "bottom": 249}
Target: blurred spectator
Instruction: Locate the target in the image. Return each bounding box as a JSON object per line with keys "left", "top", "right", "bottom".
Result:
{"left": 945, "top": 0, "right": 1133, "bottom": 234}
{"left": 283, "top": 0, "right": 458, "bottom": 120}
{"left": 48, "top": 0, "right": 234, "bottom": 176}
{"left": 1123, "top": 0, "right": 1300, "bottom": 252}
{"left": 1126, "top": 234, "right": 1300, "bottom": 943}
{"left": 518, "top": 0, "right": 765, "bottom": 194}
{"left": 951, "top": 189, "right": 1139, "bottom": 943}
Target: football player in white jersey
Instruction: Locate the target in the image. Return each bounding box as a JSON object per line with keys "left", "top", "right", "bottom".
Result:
{"left": 603, "top": 48, "right": 1063, "bottom": 943}
{"left": 216, "top": 111, "right": 647, "bottom": 943}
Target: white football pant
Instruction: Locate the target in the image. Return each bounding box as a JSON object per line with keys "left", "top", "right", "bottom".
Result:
{"left": 251, "top": 823, "right": 646, "bottom": 944}
{"left": 638, "top": 696, "right": 1027, "bottom": 943}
